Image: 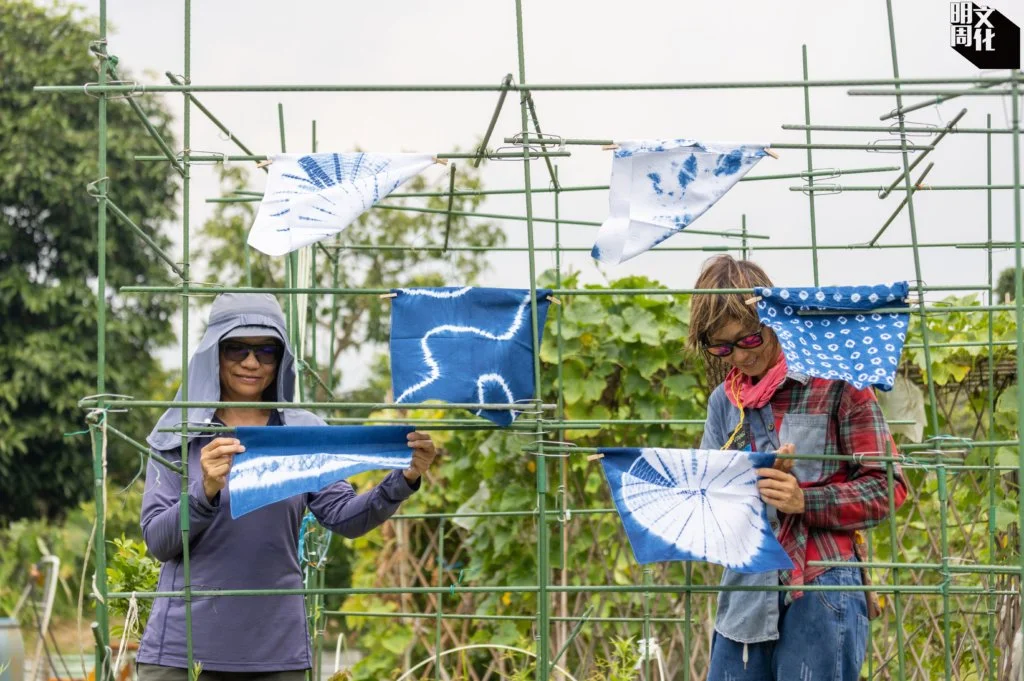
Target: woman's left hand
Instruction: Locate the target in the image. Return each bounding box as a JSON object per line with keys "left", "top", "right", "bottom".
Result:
{"left": 404, "top": 432, "right": 438, "bottom": 482}
{"left": 756, "top": 467, "right": 805, "bottom": 514}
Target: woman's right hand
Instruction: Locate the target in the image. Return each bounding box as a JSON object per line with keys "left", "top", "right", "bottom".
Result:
{"left": 201, "top": 437, "right": 245, "bottom": 502}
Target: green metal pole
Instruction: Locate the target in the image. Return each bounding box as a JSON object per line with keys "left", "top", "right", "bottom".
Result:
{"left": 802, "top": 45, "right": 819, "bottom": 285}
{"left": 1010, "top": 70, "right": 1024, "bottom": 681}
{"left": 740, "top": 214, "right": 748, "bottom": 260}
{"left": 181, "top": 0, "right": 196, "bottom": 678}
{"left": 885, "top": 441, "right": 907, "bottom": 680}
{"left": 435, "top": 519, "right": 444, "bottom": 680}
{"left": 511, "top": 1, "right": 550, "bottom": 677}
{"left": 985, "top": 113, "right": 997, "bottom": 681}
{"left": 91, "top": 3, "right": 111, "bottom": 679}
{"left": 553, "top": 166, "right": 570, "bottom": 671}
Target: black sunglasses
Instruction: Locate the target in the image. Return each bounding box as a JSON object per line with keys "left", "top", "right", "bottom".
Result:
{"left": 703, "top": 326, "right": 765, "bottom": 357}
{"left": 219, "top": 340, "right": 283, "bottom": 365}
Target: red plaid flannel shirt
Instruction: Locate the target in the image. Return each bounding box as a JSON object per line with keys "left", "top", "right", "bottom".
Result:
{"left": 770, "top": 376, "right": 909, "bottom": 590}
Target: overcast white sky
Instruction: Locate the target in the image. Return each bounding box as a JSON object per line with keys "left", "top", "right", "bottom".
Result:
{"left": 68, "top": 0, "right": 1024, "bottom": 385}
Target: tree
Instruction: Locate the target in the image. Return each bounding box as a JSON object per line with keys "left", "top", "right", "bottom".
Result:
{"left": 996, "top": 266, "right": 1018, "bottom": 303}
{"left": 0, "top": 1, "right": 179, "bottom": 521}
{"left": 197, "top": 161, "right": 505, "bottom": 400}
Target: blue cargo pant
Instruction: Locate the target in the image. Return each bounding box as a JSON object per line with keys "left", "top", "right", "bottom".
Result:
{"left": 707, "top": 565, "right": 869, "bottom": 681}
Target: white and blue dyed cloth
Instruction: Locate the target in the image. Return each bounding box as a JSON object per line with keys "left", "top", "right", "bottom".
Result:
{"left": 389, "top": 287, "right": 552, "bottom": 426}
{"left": 228, "top": 425, "right": 413, "bottom": 518}
{"left": 600, "top": 447, "right": 793, "bottom": 572}
{"left": 248, "top": 152, "right": 435, "bottom": 256}
{"left": 591, "top": 139, "right": 768, "bottom": 265}
{"left": 755, "top": 282, "right": 910, "bottom": 391}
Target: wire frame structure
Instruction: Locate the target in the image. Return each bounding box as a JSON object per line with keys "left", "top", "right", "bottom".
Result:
{"left": 33, "top": 0, "right": 1024, "bottom": 679}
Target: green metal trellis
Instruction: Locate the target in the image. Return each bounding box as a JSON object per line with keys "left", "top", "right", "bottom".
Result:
{"left": 32, "top": 0, "right": 1024, "bottom": 679}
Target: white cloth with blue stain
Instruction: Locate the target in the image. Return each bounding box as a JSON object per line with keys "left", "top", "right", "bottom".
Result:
{"left": 389, "top": 286, "right": 551, "bottom": 426}
{"left": 248, "top": 152, "right": 435, "bottom": 256}
{"left": 592, "top": 139, "right": 767, "bottom": 265}
{"left": 755, "top": 282, "right": 910, "bottom": 391}
{"left": 599, "top": 447, "right": 793, "bottom": 572}
{"left": 228, "top": 425, "right": 413, "bottom": 518}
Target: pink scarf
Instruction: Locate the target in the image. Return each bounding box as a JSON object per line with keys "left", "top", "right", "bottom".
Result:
{"left": 723, "top": 353, "right": 788, "bottom": 409}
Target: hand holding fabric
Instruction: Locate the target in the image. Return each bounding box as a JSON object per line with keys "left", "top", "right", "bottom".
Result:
{"left": 758, "top": 443, "right": 804, "bottom": 514}
{"left": 404, "top": 431, "right": 437, "bottom": 482}
{"left": 201, "top": 437, "right": 245, "bottom": 501}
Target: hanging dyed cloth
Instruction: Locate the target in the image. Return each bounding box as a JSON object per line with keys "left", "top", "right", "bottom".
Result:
{"left": 591, "top": 139, "right": 768, "bottom": 265}
{"left": 248, "top": 152, "right": 436, "bottom": 256}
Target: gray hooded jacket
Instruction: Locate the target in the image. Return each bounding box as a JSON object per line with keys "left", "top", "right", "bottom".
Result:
{"left": 138, "top": 293, "right": 418, "bottom": 671}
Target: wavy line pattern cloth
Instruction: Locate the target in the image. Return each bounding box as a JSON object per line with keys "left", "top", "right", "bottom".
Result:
{"left": 228, "top": 425, "right": 413, "bottom": 519}
{"left": 599, "top": 447, "right": 793, "bottom": 572}
{"left": 755, "top": 282, "right": 910, "bottom": 391}
{"left": 247, "top": 152, "right": 435, "bottom": 256}
{"left": 389, "top": 287, "right": 552, "bottom": 426}
{"left": 591, "top": 139, "right": 768, "bottom": 265}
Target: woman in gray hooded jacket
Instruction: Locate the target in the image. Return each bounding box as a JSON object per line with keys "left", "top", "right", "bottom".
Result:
{"left": 136, "top": 293, "right": 436, "bottom": 680}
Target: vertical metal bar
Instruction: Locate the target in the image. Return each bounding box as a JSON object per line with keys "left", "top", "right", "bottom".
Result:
{"left": 802, "top": 45, "right": 820, "bottom": 285}
{"left": 682, "top": 562, "right": 692, "bottom": 681}
{"left": 553, "top": 167, "right": 569, "bottom": 668}
{"left": 985, "top": 113, "right": 997, "bottom": 681}
{"left": 740, "top": 214, "right": 748, "bottom": 260}
{"left": 641, "top": 569, "right": 652, "bottom": 681}
{"left": 885, "top": 440, "right": 907, "bottom": 680}
{"left": 91, "top": 3, "right": 111, "bottom": 678}
{"left": 434, "top": 519, "right": 444, "bottom": 680}
{"left": 881, "top": 4, "right": 947, "bottom": 676}
{"left": 1010, "top": 71, "right": 1024, "bottom": 681}
{"left": 512, "top": 1, "right": 550, "bottom": 676}
{"left": 181, "top": 0, "right": 196, "bottom": 678}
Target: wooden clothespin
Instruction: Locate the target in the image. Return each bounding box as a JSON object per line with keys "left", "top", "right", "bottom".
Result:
{"left": 763, "top": 148, "right": 779, "bottom": 160}
{"left": 433, "top": 157, "right": 449, "bottom": 165}
{"left": 601, "top": 144, "right": 620, "bottom": 151}
{"left": 379, "top": 292, "right": 398, "bottom": 299}
{"left": 586, "top": 453, "right": 604, "bottom": 462}
{"left": 547, "top": 295, "right": 562, "bottom": 305}
{"left": 744, "top": 295, "right": 762, "bottom": 305}
{"left": 255, "top": 159, "right": 273, "bottom": 169}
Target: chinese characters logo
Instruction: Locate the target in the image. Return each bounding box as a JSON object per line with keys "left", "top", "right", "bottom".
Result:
{"left": 950, "top": 3, "right": 1020, "bottom": 69}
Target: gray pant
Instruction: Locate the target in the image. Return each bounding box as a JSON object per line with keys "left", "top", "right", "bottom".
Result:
{"left": 137, "top": 663, "right": 309, "bottom": 681}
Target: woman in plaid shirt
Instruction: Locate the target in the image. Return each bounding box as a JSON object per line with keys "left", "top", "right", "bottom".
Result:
{"left": 689, "top": 255, "right": 908, "bottom": 681}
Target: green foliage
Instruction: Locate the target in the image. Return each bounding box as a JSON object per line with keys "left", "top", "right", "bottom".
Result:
{"left": 995, "top": 266, "right": 1017, "bottom": 303}
{"left": 0, "top": 0, "right": 179, "bottom": 521}
{"left": 106, "top": 535, "right": 160, "bottom": 640}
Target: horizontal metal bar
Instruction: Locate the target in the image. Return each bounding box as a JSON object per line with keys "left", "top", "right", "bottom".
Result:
{"left": 795, "top": 304, "right": 1015, "bottom": 315}
{"left": 324, "top": 610, "right": 694, "bottom": 625}
{"left": 783, "top": 123, "right": 1024, "bottom": 135}
{"left": 550, "top": 284, "right": 986, "bottom": 296}
{"left": 905, "top": 340, "right": 1017, "bottom": 349}
{"left": 35, "top": 75, "right": 1024, "bottom": 95}
{"left": 742, "top": 166, "right": 901, "bottom": 181}
{"left": 134, "top": 152, "right": 569, "bottom": 162}
{"left": 791, "top": 184, "right": 1024, "bottom": 192}
{"left": 849, "top": 88, "right": 1021, "bottom": 96}
{"left": 103, "top": 582, "right": 1020, "bottom": 600}
{"left": 372, "top": 203, "right": 771, "bottom": 240}
{"left": 808, "top": 560, "right": 1021, "bottom": 574}
{"left": 79, "top": 399, "right": 553, "bottom": 411}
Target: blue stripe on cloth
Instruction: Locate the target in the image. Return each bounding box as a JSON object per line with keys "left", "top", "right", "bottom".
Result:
{"left": 599, "top": 447, "right": 793, "bottom": 572}
{"left": 228, "top": 425, "right": 414, "bottom": 519}
{"left": 755, "top": 282, "right": 910, "bottom": 391}
{"left": 389, "top": 286, "right": 552, "bottom": 426}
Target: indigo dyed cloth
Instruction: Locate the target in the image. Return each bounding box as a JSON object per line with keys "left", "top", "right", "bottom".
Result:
{"left": 248, "top": 152, "right": 435, "bottom": 256}
{"left": 389, "top": 287, "right": 552, "bottom": 426}
{"left": 229, "top": 425, "right": 414, "bottom": 518}
{"left": 755, "top": 283, "right": 910, "bottom": 391}
{"left": 599, "top": 447, "right": 793, "bottom": 572}
{"left": 591, "top": 139, "right": 767, "bottom": 265}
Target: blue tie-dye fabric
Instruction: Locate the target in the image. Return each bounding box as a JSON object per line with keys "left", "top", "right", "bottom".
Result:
{"left": 228, "top": 425, "right": 413, "bottom": 519}
{"left": 247, "top": 152, "right": 434, "bottom": 256}
{"left": 600, "top": 447, "right": 793, "bottom": 572}
{"left": 389, "top": 287, "right": 552, "bottom": 426}
{"left": 755, "top": 282, "right": 910, "bottom": 391}
{"left": 591, "top": 139, "right": 767, "bottom": 265}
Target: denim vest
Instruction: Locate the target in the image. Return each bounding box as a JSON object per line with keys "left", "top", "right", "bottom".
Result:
{"left": 700, "top": 370, "right": 830, "bottom": 644}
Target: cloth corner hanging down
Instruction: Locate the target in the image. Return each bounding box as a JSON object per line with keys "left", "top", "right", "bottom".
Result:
{"left": 590, "top": 138, "right": 769, "bottom": 265}
{"left": 246, "top": 151, "right": 436, "bottom": 257}
{"left": 754, "top": 281, "right": 911, "bottom": 391}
